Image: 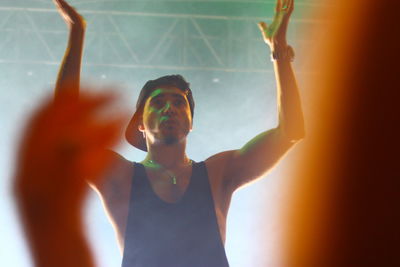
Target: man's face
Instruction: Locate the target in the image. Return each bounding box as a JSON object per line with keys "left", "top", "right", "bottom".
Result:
{"left": 139, "top": 86, "right": 192, "bottom": 146}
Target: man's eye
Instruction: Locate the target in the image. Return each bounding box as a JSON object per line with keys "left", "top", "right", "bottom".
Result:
{"left": 153, "top": 99, "right": 163, "bottom": 106}
{"left": 174, "top": 100, "right": 184, "bottom": 106}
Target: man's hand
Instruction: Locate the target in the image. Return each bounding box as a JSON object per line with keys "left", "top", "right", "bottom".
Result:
{"left": 258, "top": 0, "right": 294, "bottom": 49}
{"left": 53, "top": 0, "right": 86, "bottom": 30}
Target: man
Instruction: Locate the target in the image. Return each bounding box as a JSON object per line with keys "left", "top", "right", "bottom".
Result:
{"left": 51, "top": 0, "right": 304, "bottom": 266}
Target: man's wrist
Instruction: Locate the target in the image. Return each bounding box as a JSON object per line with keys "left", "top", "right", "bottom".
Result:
{"left": 70, "top": 25, "right": 85, "bottom": 36}
{"left": 271, "top": 45, "right": 295, "bottom": 62}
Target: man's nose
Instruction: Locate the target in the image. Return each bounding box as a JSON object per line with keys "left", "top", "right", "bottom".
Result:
{"left": 161, "top": 101, "right": 175, "bottom": 114}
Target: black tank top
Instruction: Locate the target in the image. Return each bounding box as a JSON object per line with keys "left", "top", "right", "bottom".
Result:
{"left": 121, "top": 161, "right": 229, "bottom": 267}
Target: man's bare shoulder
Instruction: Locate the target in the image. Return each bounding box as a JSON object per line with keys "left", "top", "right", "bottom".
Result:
{"left": 105, "top": 149, "right": 132, "bottom": 168}
{"left": 90, "top": 149, "right": 134, "bottom": 197}
{"left": 204, "top": 150, "right": 236, "bottom": 191}
{"left": 205, "top": 150, "right": 235, "bottom": 169}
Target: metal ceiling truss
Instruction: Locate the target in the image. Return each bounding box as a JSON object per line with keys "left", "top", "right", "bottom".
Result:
{"left": 0, "top": 6, "right": 323, "bottom": 72}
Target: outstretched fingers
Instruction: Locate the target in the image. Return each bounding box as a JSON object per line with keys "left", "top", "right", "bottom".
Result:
{"left": 281, "top": 0, "right": 294, "bottom": 13}
{"left": 53, "top": 0, "right": 74, "bottom": 12}
{"left": 258, "top": 0, "right": 294, "bottom": 47}
{"left": 275, "top": 0, "right": 282, "bottom": 12}
{"left": 257, "top": 21, "right": 269, "bottom": 43}
{"left": 288, "top": 0, "right": 294, "bottom": 13}
{"left": 276, "top": 0, "right": 294, "bottom": 13}
{"left": 258, "top": 21, "right": 268, "bottom": 34}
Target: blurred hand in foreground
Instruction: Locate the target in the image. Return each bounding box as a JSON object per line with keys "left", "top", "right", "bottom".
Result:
{"left": 14, "top": 89, "right": 126, "bottom": 267}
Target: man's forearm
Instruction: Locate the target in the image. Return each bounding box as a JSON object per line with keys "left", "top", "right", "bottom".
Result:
{"left": 54, "top": 27, "right": 85, "bottom": 99}
{"left": 273, "top": 50, "right": 305, "bottom": 141}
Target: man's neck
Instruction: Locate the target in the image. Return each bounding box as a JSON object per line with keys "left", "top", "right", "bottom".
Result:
{"left": 144, "top": 141, "right": 190, "bottom": 168}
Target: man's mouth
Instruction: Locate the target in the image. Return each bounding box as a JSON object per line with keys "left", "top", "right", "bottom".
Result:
{"left": 160, "top": 116, "right": 177, "bottom": 123}
{"left": 160, "top": 118, "right": 179, "bottom": 128}
{"left": 162, "top": 120, "right": 178, "bottom": 126}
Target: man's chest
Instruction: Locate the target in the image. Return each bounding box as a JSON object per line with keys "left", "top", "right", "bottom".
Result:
{"left": 145, "top": 166, "right": 192, "bottom": 203}
{"left": 97, "top": 161, "right": 233, "bottom": 247}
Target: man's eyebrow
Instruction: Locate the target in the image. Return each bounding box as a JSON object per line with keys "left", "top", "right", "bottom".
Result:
{"left": 171, "top": 94, "right": 186, "bottom": 100}
{"left": 150, "top": 93, "right": 186, "bottom": 101}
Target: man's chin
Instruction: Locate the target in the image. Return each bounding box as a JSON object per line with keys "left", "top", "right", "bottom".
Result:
{"left": 163, "top": 136, "right": 179, "bottom": 145}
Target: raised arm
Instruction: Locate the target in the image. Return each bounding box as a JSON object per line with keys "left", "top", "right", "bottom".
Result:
{"left": 206, "top": 0, "right": 304, "bottom": 191}
{"left": 53, "top": 0, "right": 86, "bottom": 100}
{"left": 258, "top": 0, "right": 304, "bottom": 142}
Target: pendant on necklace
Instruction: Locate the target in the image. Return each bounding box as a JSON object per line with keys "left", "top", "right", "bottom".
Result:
{"left": 172, "top": 176, "right": 177, "bottom": 185}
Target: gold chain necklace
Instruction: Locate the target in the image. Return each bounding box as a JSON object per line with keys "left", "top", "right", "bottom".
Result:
{"left": 146, "top": 159, "right": 192, "bottom": 185}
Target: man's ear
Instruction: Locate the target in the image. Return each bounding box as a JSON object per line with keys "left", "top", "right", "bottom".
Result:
{"left": 138, "top": 122, "right": 145, "bottom": 132}
{"left": 138, "top": 116, "right": 145, "bottom": 132}
{"left": 138, "top": 119, "right": 146, "bottom": 139}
